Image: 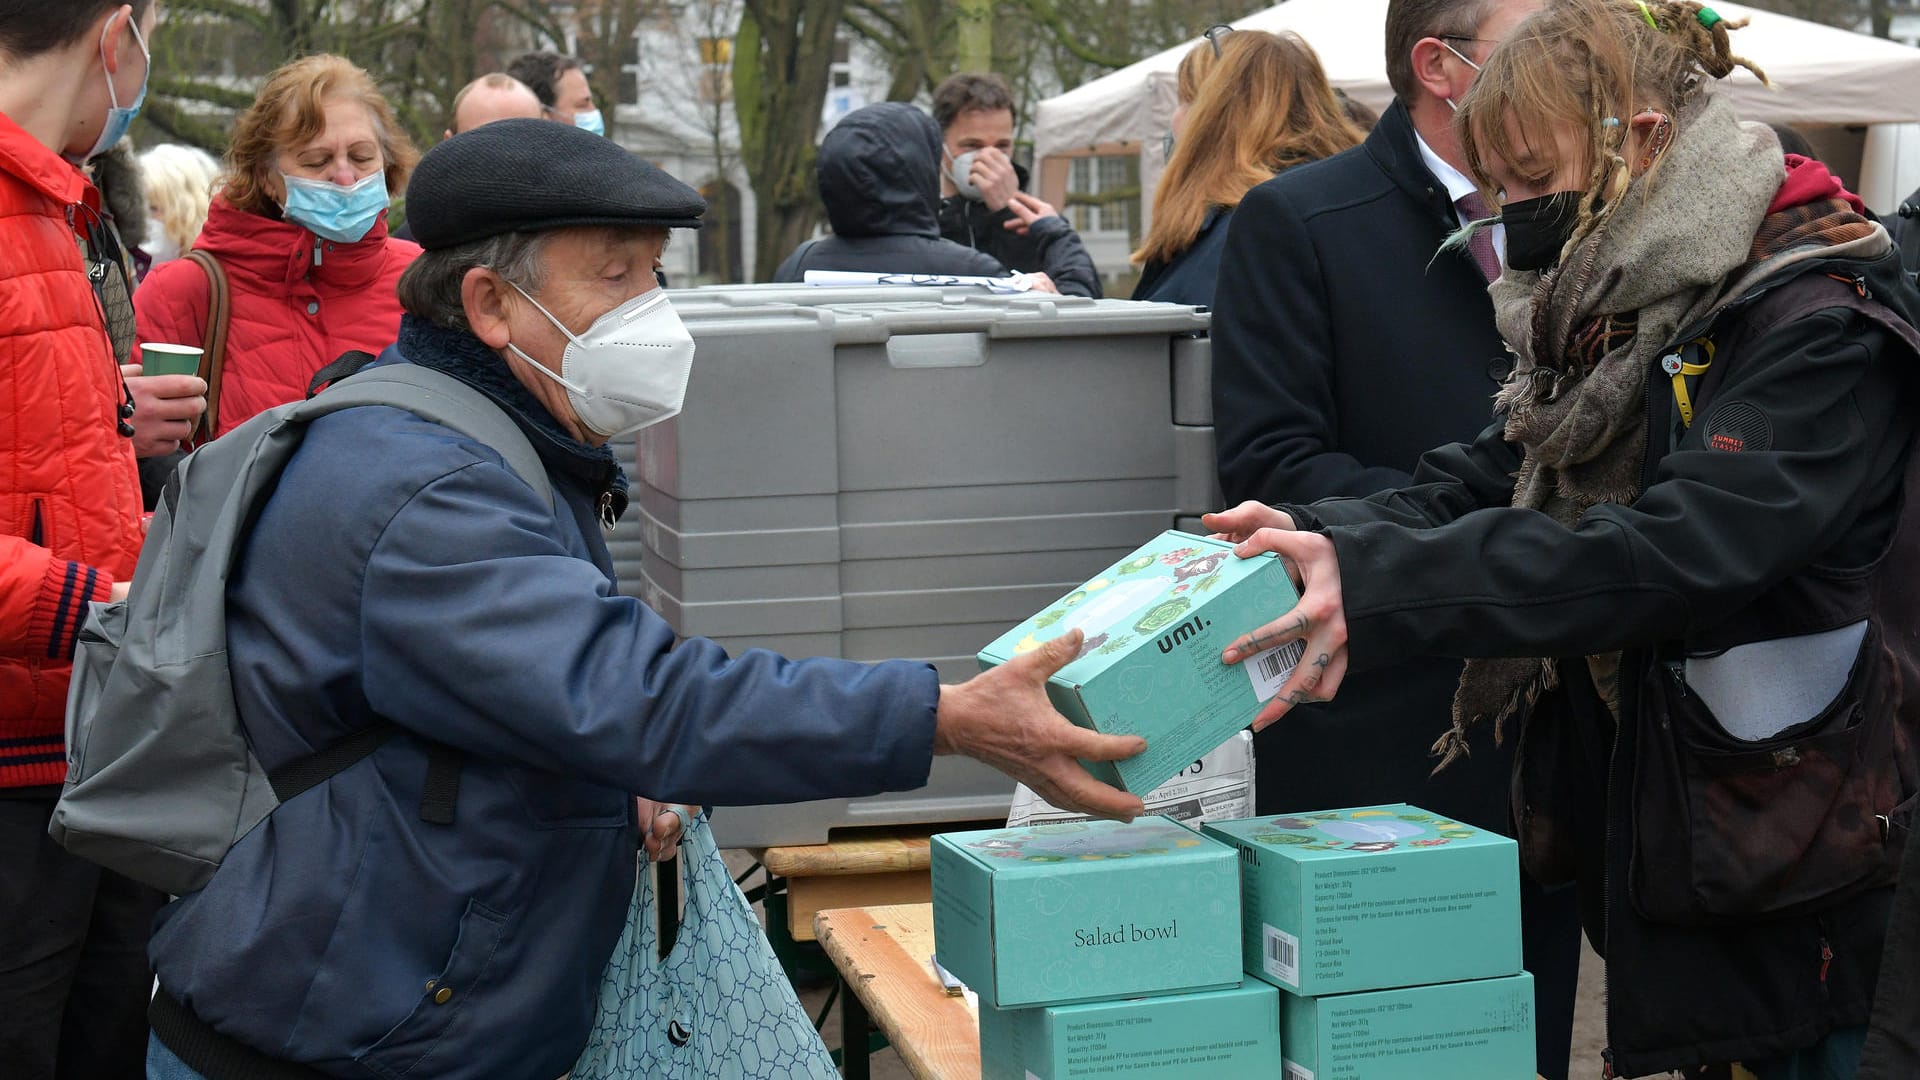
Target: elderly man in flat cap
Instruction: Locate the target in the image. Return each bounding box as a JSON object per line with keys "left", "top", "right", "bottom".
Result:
{"left": 142, "top": 119, "right": 1142, "bottom": 1079}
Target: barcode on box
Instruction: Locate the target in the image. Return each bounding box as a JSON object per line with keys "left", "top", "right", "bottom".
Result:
{"left": 1263, "top": 923, "right": 1301, "bottom": 986}
{"left": 1248, "top": 639, "right": 1306, "bottom": 703}
{"left": 1283, "top": 1060, "right": 1315, "bottom": 1080}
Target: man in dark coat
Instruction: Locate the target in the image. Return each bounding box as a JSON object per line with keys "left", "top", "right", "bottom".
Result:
{"left": 773, "top": 102, "right": 1024, "bottom": 283}
{"left": 1208, "top": 2, "right": 1580, "bottom": 1077}
{"left": 932, "top": 73, "right": 1103, "bottom": 297}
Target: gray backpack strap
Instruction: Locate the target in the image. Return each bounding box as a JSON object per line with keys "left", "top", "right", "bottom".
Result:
{"left": 299, "top": 364, "right": 555, "bottom": 510}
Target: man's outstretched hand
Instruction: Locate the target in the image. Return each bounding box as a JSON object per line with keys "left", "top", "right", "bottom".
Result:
{"left": 935, "top": 629, "right": 1145, "bottom": 821}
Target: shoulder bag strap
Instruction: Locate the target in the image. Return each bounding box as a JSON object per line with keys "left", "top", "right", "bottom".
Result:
{"left": 183, "top": 250, "right": 231, "bottom": 443}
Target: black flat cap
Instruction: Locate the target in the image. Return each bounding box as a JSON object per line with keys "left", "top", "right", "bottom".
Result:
{"left": 406, "top": 118, "right": 706, "bottom": 249}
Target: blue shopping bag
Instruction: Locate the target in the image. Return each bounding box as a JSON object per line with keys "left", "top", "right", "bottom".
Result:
{"left": 570, "top": 811, "right": 837, "bottom": 1080}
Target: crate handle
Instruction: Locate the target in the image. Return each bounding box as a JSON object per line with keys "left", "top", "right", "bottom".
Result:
{"left": 885, "top": 332, "right": 990, "bottom": 369}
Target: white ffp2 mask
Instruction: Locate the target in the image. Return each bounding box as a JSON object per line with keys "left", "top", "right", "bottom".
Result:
{"left": 946, "top": 149, "right": 984, "bottom": 200}
{"left": 506, "top": 285, "right": 695, "bottom": 438}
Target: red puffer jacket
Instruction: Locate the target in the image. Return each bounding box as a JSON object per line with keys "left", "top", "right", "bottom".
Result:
{"left": 0, "top": 111, "right": 144, "bottom": 789}
{"left": 135, "top": 195, "right": 420, "bottom": 436}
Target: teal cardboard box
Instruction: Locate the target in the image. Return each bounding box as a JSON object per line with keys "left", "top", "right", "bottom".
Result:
{"left": 1203, "top": 805, "right": 1521, "bottom": 996}
{"left": 931, "top": 817, "right": 1242, "bottom": 1008}
{"left": 978, "top": 531, "right": 1302, "bottom": 795}
{"left": 1281, "top": 972, "right": 1536, "bottom": 1080}
{"left": 979, "top": 980, "right": 1281, "bottom": 1080}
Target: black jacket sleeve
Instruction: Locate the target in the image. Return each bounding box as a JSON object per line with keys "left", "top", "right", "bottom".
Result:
{"left": 1212, "top": 180, "right": 1419, "bottom": 505}
{"left": 1019, "top": 214, "right": 1103, "bottom": 298}
{"left": 1327, "top": 307, "right": 1910, "bottom": 674}
{"left": 1285, "top": 414, "right": 1523, "bottom": 533}
{"left": 942, "top": 189, "right": 1104, "bottom": 298}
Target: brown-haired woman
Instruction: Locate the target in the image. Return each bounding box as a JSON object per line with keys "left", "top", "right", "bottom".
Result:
{"left": 1209, "top": 2, "right": 1920, "bottom": 1076}
{"left": 1131, "top": 31, "right": 1362, "bottom": 307}
{"left": 135, "top": 54, "right": 420, "bottom": 438}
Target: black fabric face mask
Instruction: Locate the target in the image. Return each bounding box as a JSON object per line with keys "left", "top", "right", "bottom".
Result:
{"left": 1500, "top": 191, "right": 1584, "bottom": 272}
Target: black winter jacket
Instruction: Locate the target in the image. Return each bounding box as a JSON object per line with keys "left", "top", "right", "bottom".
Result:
{"left": 1209, "top": 98, "right": 1513, "bottom": 833}
{"left": 1282, "top": 247, "right": 1920, "bottom": 1076}
{"left": 1132, "top": 206, "right": 1232, "bottom": 308}
{"left": 936, "top": 160, "right": 1103, "bottom": 298}
{"left": 773, "top": 103, "right": 1008, "bottom": 283}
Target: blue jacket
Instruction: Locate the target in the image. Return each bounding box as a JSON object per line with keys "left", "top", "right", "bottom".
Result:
{"left": 148, "top": 318, "right": 941, "bottom": 1078}
{"left": 1131, "top": 206, "right": 1232, "bottom": 309}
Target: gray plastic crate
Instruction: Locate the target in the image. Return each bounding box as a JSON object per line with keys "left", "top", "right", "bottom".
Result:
{"left": 613, "top": 288, "right": 1214, "bottom": 848}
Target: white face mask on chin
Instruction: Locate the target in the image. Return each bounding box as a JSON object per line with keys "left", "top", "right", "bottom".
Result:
{"left": 506, "top": 284, "right": 696, "bottom": 439}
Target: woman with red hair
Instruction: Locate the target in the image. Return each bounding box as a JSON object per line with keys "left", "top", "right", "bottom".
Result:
{"left": 135, "top": 54, "right": 420, "bottom": 439}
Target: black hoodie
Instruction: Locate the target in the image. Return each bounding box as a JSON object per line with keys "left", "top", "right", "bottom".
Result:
{"left": 773, "top": 103, "right": 1009, "bottom": 282}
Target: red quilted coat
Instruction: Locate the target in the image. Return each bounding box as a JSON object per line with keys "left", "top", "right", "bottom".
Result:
{"left": 0, "top": 111, "right": 144, "bottom": 789}
{"left": 135, "top": 195, "right": 420, "bottom": 437}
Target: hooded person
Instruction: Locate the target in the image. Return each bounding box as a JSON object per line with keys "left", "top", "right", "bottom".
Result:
{"left": 772, "top": 102, "right": 1020, "bottom": 283}
{"left": 141, "top": 115, "right": 1148, "bottom": 1080}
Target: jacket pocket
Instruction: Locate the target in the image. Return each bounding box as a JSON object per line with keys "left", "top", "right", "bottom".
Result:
{"left": 1631, "top": 622, "right": 1903, "bottom": 924}
{"left": 30, "top": 497, "right": 46, "bottom": 546}
{"left": 359, "top": 899, "right": 509, "bottom": 1080}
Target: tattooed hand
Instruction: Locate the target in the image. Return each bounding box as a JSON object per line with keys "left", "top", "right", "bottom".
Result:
{"left": 1217, "top": 528, "right": 1348, "bottom": 732}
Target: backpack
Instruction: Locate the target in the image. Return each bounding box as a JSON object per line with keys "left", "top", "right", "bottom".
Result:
{"left": 51, "top": 362, "right": 553, "bottom": 896}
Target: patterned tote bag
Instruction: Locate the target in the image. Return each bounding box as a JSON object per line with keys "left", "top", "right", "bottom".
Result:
{"left": 570, "top": 811, "right": 837, "bottom": 1080}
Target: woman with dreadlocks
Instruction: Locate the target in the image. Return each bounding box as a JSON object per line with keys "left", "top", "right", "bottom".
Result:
{"left": 1206, "top": 1, "right": 1920, "bottom": 1076}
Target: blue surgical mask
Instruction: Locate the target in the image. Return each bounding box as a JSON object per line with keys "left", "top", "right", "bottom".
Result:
{"left": 573, "top": 108, "right": 606, "bottom": 137}
{"left": 279, "top": 170, "right": 390, "bottom": 243}
{"left": 67, "top": 13, "right": 150, "bottom": 166}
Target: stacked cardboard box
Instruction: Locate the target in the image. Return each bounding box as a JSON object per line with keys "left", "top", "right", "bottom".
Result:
{"left": 1205, "top": 805, "right": 1537, "bottom": 1079}
{"left": 932, "top": 817, "right": 1281, "bottom": 1079}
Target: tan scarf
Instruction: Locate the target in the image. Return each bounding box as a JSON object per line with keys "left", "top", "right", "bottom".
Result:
{"left": 1435, "top": 97, "right": 1785, "bottom": 769}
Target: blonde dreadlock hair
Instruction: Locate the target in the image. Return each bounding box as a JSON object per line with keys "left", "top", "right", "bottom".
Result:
{"left": 1451, "top": 0, "right": 1766, "bottom": 270}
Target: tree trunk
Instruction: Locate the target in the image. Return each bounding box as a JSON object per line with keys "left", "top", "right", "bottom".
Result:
{"left": 736, "top": 0, "right": 847, "bottom": 282}
{"left": 955, "top": 0, "right": 992, "bottom": 72}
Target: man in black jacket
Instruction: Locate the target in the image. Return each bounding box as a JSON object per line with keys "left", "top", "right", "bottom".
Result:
{"left": 1208, "top": 2, "right": 1579, "bottom": 1078}
{"left": 932, "top": 73, "right": 1103, "bottom": 298}
{"left": 773, "top": 102, "right": 1031, "bottom": 284}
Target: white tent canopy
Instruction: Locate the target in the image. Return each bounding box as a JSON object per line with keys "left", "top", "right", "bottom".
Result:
{"left": 1035, "top": 0, "right": 1920, "bottom": 198}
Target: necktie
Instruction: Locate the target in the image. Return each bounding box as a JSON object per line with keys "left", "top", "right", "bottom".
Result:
{"left": 1454, "top": 191, "right": 1502, "bottom": 284}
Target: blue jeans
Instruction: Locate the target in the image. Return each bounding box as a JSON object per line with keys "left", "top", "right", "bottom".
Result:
{"left": 147, "top": 1032, "right": 208, "bottom": 1080}
{"left": 1745, "top": 1025, "right": 1870, "bottom": 1080}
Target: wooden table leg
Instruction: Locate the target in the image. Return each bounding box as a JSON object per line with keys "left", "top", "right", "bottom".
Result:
{"left": 840, "top": 975, "right": 872, "bottom": 1080}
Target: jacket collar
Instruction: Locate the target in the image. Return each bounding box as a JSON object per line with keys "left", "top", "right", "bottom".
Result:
{"left": 1365, "top": 98, "right": 1459, "bottom": 227}
{"left": 393, "top": 315, "right": 629, "bottom": 516}
{"left": 0, "top": 109, "right": 97, "bottom": 218}
{"left": 193, "top": 195, "right": 402, "bottom": 291}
